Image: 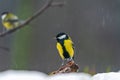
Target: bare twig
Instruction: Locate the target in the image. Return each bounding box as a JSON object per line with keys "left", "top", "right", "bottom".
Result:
{"left": 0, "top": 0, "right": 64, "bottom": 37}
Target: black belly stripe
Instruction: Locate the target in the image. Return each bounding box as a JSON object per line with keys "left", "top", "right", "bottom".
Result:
{"left": 61, "top": 43, "right": 70, "bottom": 59}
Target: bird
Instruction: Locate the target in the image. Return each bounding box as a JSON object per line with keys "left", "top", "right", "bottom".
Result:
{"left": 1, "top": 11, "right": 21, "bottom": 30}
{"left": 55, "top": 32, "right": 74, "bottom": 65}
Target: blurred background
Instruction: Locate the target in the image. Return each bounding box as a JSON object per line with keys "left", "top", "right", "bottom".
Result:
{"left": 0, "top": 0, "right": 120, "bottom": 74}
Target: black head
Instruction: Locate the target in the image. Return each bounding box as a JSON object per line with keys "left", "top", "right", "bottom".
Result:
{"left": 1, "top": 12, "right": 9, "bottom": 16}
{"left": 56, "top": 32, "right": 69, "bottom": 41}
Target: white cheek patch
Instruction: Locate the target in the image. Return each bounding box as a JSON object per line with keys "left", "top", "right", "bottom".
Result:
{"left": 58, "top": 35, "right": 66, "bottom": 39}
{"left": 1, "top": 14, "right": 7, "bottom": 20}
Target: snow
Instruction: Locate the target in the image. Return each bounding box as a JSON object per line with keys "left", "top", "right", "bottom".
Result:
{"left": 91, "top": 72, "right": 120, "bottom": 80}
{"left": 0, "top": 70, "right": 120, "bottom": 80}
{"left": 48, "top": 73, "right": 91, "bottom": 80}
{"left": 0, "top": 70, "right": 47, "bottom": 80}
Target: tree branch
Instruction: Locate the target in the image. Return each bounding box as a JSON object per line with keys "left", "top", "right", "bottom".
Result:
{"left": 0, "top": 0, "right": 64, "bottom": 37}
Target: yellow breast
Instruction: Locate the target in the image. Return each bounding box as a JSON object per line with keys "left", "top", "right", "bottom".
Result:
{"left": 56, "top": 39, "right": 74, "bottom": 60}
{"left": 56, "top": 42, "right": 64, "bottom": 60}
{"left": 2, "top": 22, "right": 14, "bottom": 30}
{"left": 2, "top": 21, "right": 19, "bottom": 30}
{"left": 64, "top": 39, "right": 74, "bottom": 58}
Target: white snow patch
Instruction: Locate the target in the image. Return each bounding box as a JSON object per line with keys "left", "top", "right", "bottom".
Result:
{"left": 92, "top": 72, "right": 120, "bottom": 80}
{"left": 48, "top": 73, "right": 91, "bottom": 80}
{"left": 0, "top": 70, "right": 120, "bottom": 80}
{"left": 0, "top": 70, "right": 47, "bottom": 80}
{"left": 0, "top": 70, "right": 91, "bottom": 80}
